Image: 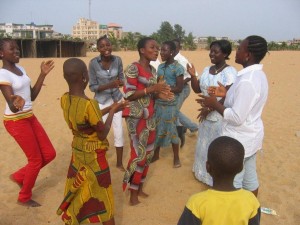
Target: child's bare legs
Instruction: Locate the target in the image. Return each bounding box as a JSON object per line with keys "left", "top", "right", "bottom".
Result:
{"left": 130, "top": 183, "right": 149, "bottom": 205}
{"left": 130, "top": 189, "right": 140, "bottom": 206}
{"left": 151, "top": 147, "right": 160, "bottom": 163}
{"left": 116, "top": 146, "right": 125, "bottom": 171}
{"left": 138, "top": 183, "right": 149, "bottom": 198}
{"left": 172, "top": 143, "right": 181, "bottom": 168}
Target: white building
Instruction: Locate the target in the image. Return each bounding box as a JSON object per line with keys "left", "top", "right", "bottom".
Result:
{"left": 0, "top": 22, "right": 53, "bottom": 39}
{"left": 72, "top": 18, "right": 123, "bottom": 40}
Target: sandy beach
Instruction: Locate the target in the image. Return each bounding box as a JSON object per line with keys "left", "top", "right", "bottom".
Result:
{"left": 0, "top": 50, "right": 299, "bottom": 225}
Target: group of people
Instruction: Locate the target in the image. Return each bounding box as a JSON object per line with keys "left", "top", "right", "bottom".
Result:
{"left": 0, "top": 34, "right": 268, "bottom": 225}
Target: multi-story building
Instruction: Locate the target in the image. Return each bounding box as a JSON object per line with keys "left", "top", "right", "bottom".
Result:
{"left": 72, "top": 18, "right": 123, "bottom": 40}
{"left": 0, "top": 22, "right": 53, "bottom": 39}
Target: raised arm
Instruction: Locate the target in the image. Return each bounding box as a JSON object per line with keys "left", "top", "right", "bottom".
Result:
{"left": 31, "top": 60, "right": 54, "bottom": 101}
{"left": 187, "top": 63, "right": 201, "bottom": 93}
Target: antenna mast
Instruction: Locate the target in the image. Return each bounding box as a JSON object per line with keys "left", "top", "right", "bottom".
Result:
{"left": 89, "top": 0, "right": 91, "bottom": 20}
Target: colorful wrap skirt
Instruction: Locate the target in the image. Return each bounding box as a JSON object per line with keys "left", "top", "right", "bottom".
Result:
{"left": 57, "top": 149, "right": 114, "bottom": 225}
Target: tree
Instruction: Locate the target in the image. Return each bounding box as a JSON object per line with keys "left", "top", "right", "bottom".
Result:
{"left": 184, "top": 32, "right": 197, "bottom": 50}
{"left": 108, "top": 32, "right": 120, "bottom": 51}
{"left": 152, "top": 21, "right": 175, "bottom": 44}
{"left": 206, "top": 36, "right": 216, "bottom": 49}
{"left": 173, "top": 24, "right": 185, "bottom": 41}
{"left": 119, "top": 32, "right": 144, "bottom": 51}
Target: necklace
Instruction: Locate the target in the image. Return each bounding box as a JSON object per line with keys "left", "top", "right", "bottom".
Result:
{"left": 214, "top": 63, "right": 226, "bottom": 74}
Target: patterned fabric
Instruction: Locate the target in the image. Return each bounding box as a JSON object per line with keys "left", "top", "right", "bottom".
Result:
{"left": 57, "top": 93, "right": 113, "bottom": 224}
{"left": 193, "top": 66, "right": 237, "bottom": 186}
{"left": 60, "top": 93, "right": 109, "bottom": 152}
{"left": 122, "top": 63, "right": 157, "bottom": 191}
{"left": 154, "top": 61, "right": 184, "bottom": 147}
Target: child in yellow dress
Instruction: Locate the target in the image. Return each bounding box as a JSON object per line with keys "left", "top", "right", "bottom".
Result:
{"left": 57, "top": 58, "right": 127, "bottom": 225}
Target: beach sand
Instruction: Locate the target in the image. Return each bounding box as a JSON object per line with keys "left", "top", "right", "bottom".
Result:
{"left": 0, "top": 50, "right": 299, "bottom": 225}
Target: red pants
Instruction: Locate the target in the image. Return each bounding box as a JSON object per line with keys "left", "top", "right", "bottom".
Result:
{"left": 4, "top": 115, "right": 56, "bottom": 202}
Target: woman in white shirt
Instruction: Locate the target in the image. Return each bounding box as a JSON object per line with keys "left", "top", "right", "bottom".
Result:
{"left": 200, "top": 35, "right": 268, "bottom": 197}
{"left": 0, "top": 38, "right": 56, "bottom": 207}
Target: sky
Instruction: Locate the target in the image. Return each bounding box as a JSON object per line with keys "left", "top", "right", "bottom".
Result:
{"left": 1, "top": 0, "right": 300, "bottom": 41}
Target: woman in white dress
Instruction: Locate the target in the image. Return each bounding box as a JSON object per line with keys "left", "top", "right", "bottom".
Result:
{"left": 187, "top": 40, "right": 237, "bottom": 186}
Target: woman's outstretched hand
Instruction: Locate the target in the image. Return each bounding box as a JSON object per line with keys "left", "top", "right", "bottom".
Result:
{"left": 187, "top": 63, "right": 196, "bottom": 77}
{"left": 40, "top": 60, "right": 55, "bottom": 76}
{"left": 207, "top": 81, "right": 227, "bottom": 97}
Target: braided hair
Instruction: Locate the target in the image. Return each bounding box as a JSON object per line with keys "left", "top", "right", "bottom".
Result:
{"left": 245, "top": 35, "right": 268, "bottom": 63}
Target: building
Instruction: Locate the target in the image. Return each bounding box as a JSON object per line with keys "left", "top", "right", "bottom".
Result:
{"left": 72, "top": 18, "right": 123, "bottom": 40}
{"left": 0, "top": 22, "right": 53, "bottom": 39}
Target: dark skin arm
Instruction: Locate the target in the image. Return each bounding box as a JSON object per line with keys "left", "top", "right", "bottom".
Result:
{"left": 170, "top": 75, "right": 184, "bottom": 94}
{"left": 31, "top": 60, "right": 55, "bottom": 101}
{"left": 126, "top": 81, "right": 172, "bottom": 101}
{"left": 0, "top": 85, "right": 25, "bottom": 113}
{"left": 187, "top": 63, "right": 201, "bottom": 93}
{"left": 96, "top": 100, "right": 128, "bottom": 141}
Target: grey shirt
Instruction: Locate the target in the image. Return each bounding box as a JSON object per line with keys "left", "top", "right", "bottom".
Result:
{"left": 89, "top": 55, "right": 124, "bottom": 104}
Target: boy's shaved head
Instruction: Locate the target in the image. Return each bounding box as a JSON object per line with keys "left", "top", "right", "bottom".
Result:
{"left": 208, "top": 136, "right": 245, "bottom": 177}
{"left": 63, "top": 58, "right": 87, "bottom": 84}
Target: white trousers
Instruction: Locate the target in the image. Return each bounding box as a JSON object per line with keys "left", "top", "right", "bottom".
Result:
{"left": 99, "top": 99, "right": 124, "bottom": 147}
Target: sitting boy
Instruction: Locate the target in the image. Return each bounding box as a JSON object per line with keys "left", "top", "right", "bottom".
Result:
{"left": 178, "top": 136, "right": 261, "bottom": 225}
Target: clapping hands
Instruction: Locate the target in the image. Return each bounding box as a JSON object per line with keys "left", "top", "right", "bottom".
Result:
{"left": 207, "top": 81, "right": 227, "bottom": 97}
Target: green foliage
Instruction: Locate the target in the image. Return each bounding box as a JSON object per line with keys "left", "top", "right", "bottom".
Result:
{"left": 173, "top": 24, "right": 185, "bottom": 41}
{"left": 119, "top": 32, "right": 144, "bottom": 51}
{"left": 153, "top": 21, "right": 175, "bottom": 43}
{"left": 267, "top": 41, "right": 299, "bottom": 50}
{"left": 150, "top": 21, "right": 197, "bottom": 51}
{"left": 184, "top": 33, "right": 197, "bottom": 50}
{"left": 108, "top": 32, "right": 120, "bottom": 51}
{"left": 206, "top": 36, "right": 216, "bottom": 50}
{"left": 0, "top": 32, "right": 12, "bottom": 38}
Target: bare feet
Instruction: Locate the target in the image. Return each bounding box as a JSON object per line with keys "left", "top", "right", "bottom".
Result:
{"left": 138, "top": 190, "right": 149, "bottom": 198}
{"left": 116, "top": 164, "right": 125, "bottom": 172}
{"left": 9, "top": 174, "right": 22, "bottom": 188}
{"left": 130, "top": 190, "right": 140, "bottom": 206}
{"left": 151, "top": 155, "right": 159, "bottom": 163}
{"left": 17, "top": 199, "right": 41, "bottom": 207}
{"left": 173, "top": 159, "right": 181, "bottom": 168}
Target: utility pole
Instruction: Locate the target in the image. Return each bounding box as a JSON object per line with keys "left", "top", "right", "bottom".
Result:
{"left": 89, "top": 0, "right": 91, "bottom": 20}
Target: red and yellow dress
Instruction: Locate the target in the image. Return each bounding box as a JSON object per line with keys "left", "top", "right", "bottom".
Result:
{"left": 57, "top": 93, "right": 114, "bottom": 225}
{"left": 122, "top": 62, "right": 157, "bottom": 191}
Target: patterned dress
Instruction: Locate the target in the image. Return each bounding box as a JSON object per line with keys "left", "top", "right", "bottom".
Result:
{"left": 155, "top": 61, "right": 184, "bottom": 147}
{"left": 122, "top": 63, "right": 157, "bottom": 191}
{"left": 57, "top": 93, "right": 114, "bottom": 225}
{"left": 193, "top": 66, "right": 237, "bottom": 186}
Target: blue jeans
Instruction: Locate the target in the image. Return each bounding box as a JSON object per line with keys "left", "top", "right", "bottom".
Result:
{"left": 177, "top": 84, "right": 198, "bottom": 132}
